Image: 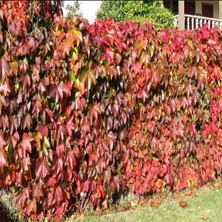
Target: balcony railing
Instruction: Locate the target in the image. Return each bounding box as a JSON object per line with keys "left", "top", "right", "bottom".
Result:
{"left": 174, "top": 14, "right": 222, "bottom": 30}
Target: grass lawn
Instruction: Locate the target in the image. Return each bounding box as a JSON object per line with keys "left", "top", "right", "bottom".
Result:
{"left": 66, "top": 183, "right": 222, "bottom": 222}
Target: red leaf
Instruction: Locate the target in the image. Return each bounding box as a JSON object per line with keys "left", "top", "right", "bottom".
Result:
{"left": 0, "top": 133, "right": 6, "bottom": 149}
{"left": 88, "top": 104, "right": 100, "bottom": 125}
{"left": 179, "top": 200, "right": 188, "bottom": 208}
{"left": 26, "top": 198, "right": 37, "bottom": 214}
{"left": 151, "top": 70, "right": 160, "bottom": 88}
{"left": 54, "top": 186, "right": 63, "bottom": 206}
{"left": 32, "top": 95, "right": 42, "bottom": 117}
{"left": 107, "top": 116, "right": 113, "bottom": 131}
{"left": 75, "top": 97, "right": 86, "bottom": 111}
{"left": 185, "top": 81, "right": 193, "bottom": 97}
{"left": 21, "top": 74, "right": 31, "bottom": 90}
{"left": 62, "top": 37, "right": 74, "bottom": 55}
{"left": 23, "top": 114, "right": 32, "bottom": 130}
{"left": 132, "top": 62, "right": 142, "bottom": 74}
{"left": 49, "top": 85, "right": 63, "bottom": 103}
{"left": 16, "top": 188, "right": 30, "bottom": 209}
{"left": 107, "top": 131, "right": 116, "bottom": 150}
{"left": 140, "top": 89, "right": 148, "bottom": 103}
{"left": 33, "top": 184, "right": 44, "bottom": 201}
{"left": 66, "top": 150, "right": 76, "bottom": 170}
{"left": 21, "top": 156, "right": 31, "bottom": 171}
{"left": 0, "top": 148, "right": 8, "bottom": 173}
{"left": 81, "top": 69, "right": 96, "bottom": 91}
{"left": 35, "top": 158, "right": 50, "bottom": 178}
{"left": 36, "top": 123, "right": 49, "bottom": 137}
{"left": 47, "top": 191, "right": 55, "bottom": 208}
{"left": 47, "top": 176, "right": 57, "bottom": 187}
{"left": 19, "top": 133, "right": 33, "bottom": 154}
{"left": 56, "top": 144, "right": 65, "bottom": 157}
{"left": 65, "top": 116, "right": 75, "bottom": 136}
{"left": 52, "top": 158, "right": 64, "bottom": 175}
{"left": 11, "top": 132, "right": 20, "bottom": 148}
{"left": 103, "top": 48, "right": 114, "bottom": 64}
{"left": 0, "top": 58, "right": 10, "bottom": 82}
{"left": 82, "top": 180, "right": 90, "bottom": 193}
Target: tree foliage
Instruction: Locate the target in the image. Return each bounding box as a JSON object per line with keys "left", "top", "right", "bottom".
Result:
{"left": 96, "top": 0, "right": 174, "bottom": 29}
{"left": 65, "top": 1, "right": 82, "bottom": 18}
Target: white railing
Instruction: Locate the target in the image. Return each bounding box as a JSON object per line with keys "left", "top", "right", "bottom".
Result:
{"left": 174, "top": 14, "right": 222, "bottom": 30}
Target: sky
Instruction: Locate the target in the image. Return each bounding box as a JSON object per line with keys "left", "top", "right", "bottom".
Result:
{"left": 63, "top": 1, "right": 102, "bottom": 23}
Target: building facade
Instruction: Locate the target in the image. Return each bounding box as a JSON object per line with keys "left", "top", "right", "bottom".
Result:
{"left": 163, "top": 0, "right": 222, "bottom": 30}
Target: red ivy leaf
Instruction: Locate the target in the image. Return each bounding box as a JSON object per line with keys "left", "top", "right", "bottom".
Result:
{"left": 0, "top": 133, "right": 6, "bottom": 149}
{"left": 21, "top": 156, "right": 31, "bottom": 171}
{"left": 35, "top": 158, "right": 50, "bottom": 178}
{"left": 75, "top": 97, "right": 86, "bottom": 111}
{"left": 103, "top": 48, "right": 114, "bottom": 64}
{"left": 107, "top": 116, "right": 113, "bottom": 131}
{"left": 20, "top": 133, "right": 33, "bottom": 154}
{"left": 0, "top": 148, "right": 8, "bottom": 173}
{"left": 32, "top": 95, "right": 42, "bottom": 117}
{"left": 49, "top": 85, "right": 63, "bottom": 103}
{"left": 20, "top": 74, "right": 31, "bottom": 90}
{"left": 66, "top": 150, "right": 76, "bottom": 170}
{"left": 54, "top": 186, "right": 63, "bottom": 207}
{"left": 47, "top": 191, "right": 55, "bottom": 208}
{"left": 33, "top": 184, "right": 44, "bottom": 201}
{"left": 56, "top": 144, "right": 65, "bottom": 157}
{"left": 81, "top": 69, "right": 96, "bottom": 91}
{"left": 88, "top": 104, "right": 100, "bottom": 125}
{"left": 62, "top": 37, "right": 74, "bottom": 55}
{"left": 0, "top": 58, "right": 10, "bottom": 82}
{"left": 16, "top": 187, "right": 30, "bottom": 210}
{"left": 36, "top": 123, "right": 49, "bottom": 137}
{"left": 47, "top": 176, "right": 57, "bottom": 187}
{"left": 151, "top": 70, "right": 160, "bottom": 88}
{"left": 82, "top": 180, "right": 90, "bottom": 193}
{"left": 107, "top": 131, "right": 116, "bottom": 150}
{"left": 132, "top": 62, "right": 142, "bottom": 75}
{"left": 11, "top": 132, "right": 20, "bottom": 148}
{"left": 65, "top": 116, "right": 75, "bottom": 137}
{"left": 23, "top": 114, "right": 33, "bottom": 130}
{"left": 52, "top": 158, "right": 64, "bottom": 176}
{"left": 26, "top": 198, "right": 37, "bottom": 214}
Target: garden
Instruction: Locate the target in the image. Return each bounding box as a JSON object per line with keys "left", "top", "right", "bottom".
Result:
{"left": 1, "top": 1, "right": 222, "bottom": 221}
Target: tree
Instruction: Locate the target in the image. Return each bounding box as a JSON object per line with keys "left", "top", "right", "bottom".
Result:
{"left": 96, "top": 1, "right": 174, "bottom": 30}
{"left": 65, "top": 1, "right": 82, "bottom": 18}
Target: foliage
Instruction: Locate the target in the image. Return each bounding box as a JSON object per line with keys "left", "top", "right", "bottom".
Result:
{"left": 65, "top": 1, "right": 82, "bottom": 19}
{"left": 96, "top": 0, "right": 174, "bottom": 29}
{"left": 1, "top": 0, "right": 222, "bottom": 220}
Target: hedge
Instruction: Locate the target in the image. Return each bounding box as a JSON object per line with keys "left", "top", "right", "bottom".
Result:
{"left": 1, "top": 1, "right": 222, "bottom": 220}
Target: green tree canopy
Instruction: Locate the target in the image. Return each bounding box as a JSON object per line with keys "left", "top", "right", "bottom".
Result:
{"left": 65, "top": 0, "right": 82, "bottom": 18}
{"left": 96, "top": 1, "right": 174, "bottom": 30}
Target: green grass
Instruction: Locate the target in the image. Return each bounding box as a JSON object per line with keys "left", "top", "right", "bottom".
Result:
{"left": 66, "top": 185, "right": 222, "bottom": 222}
